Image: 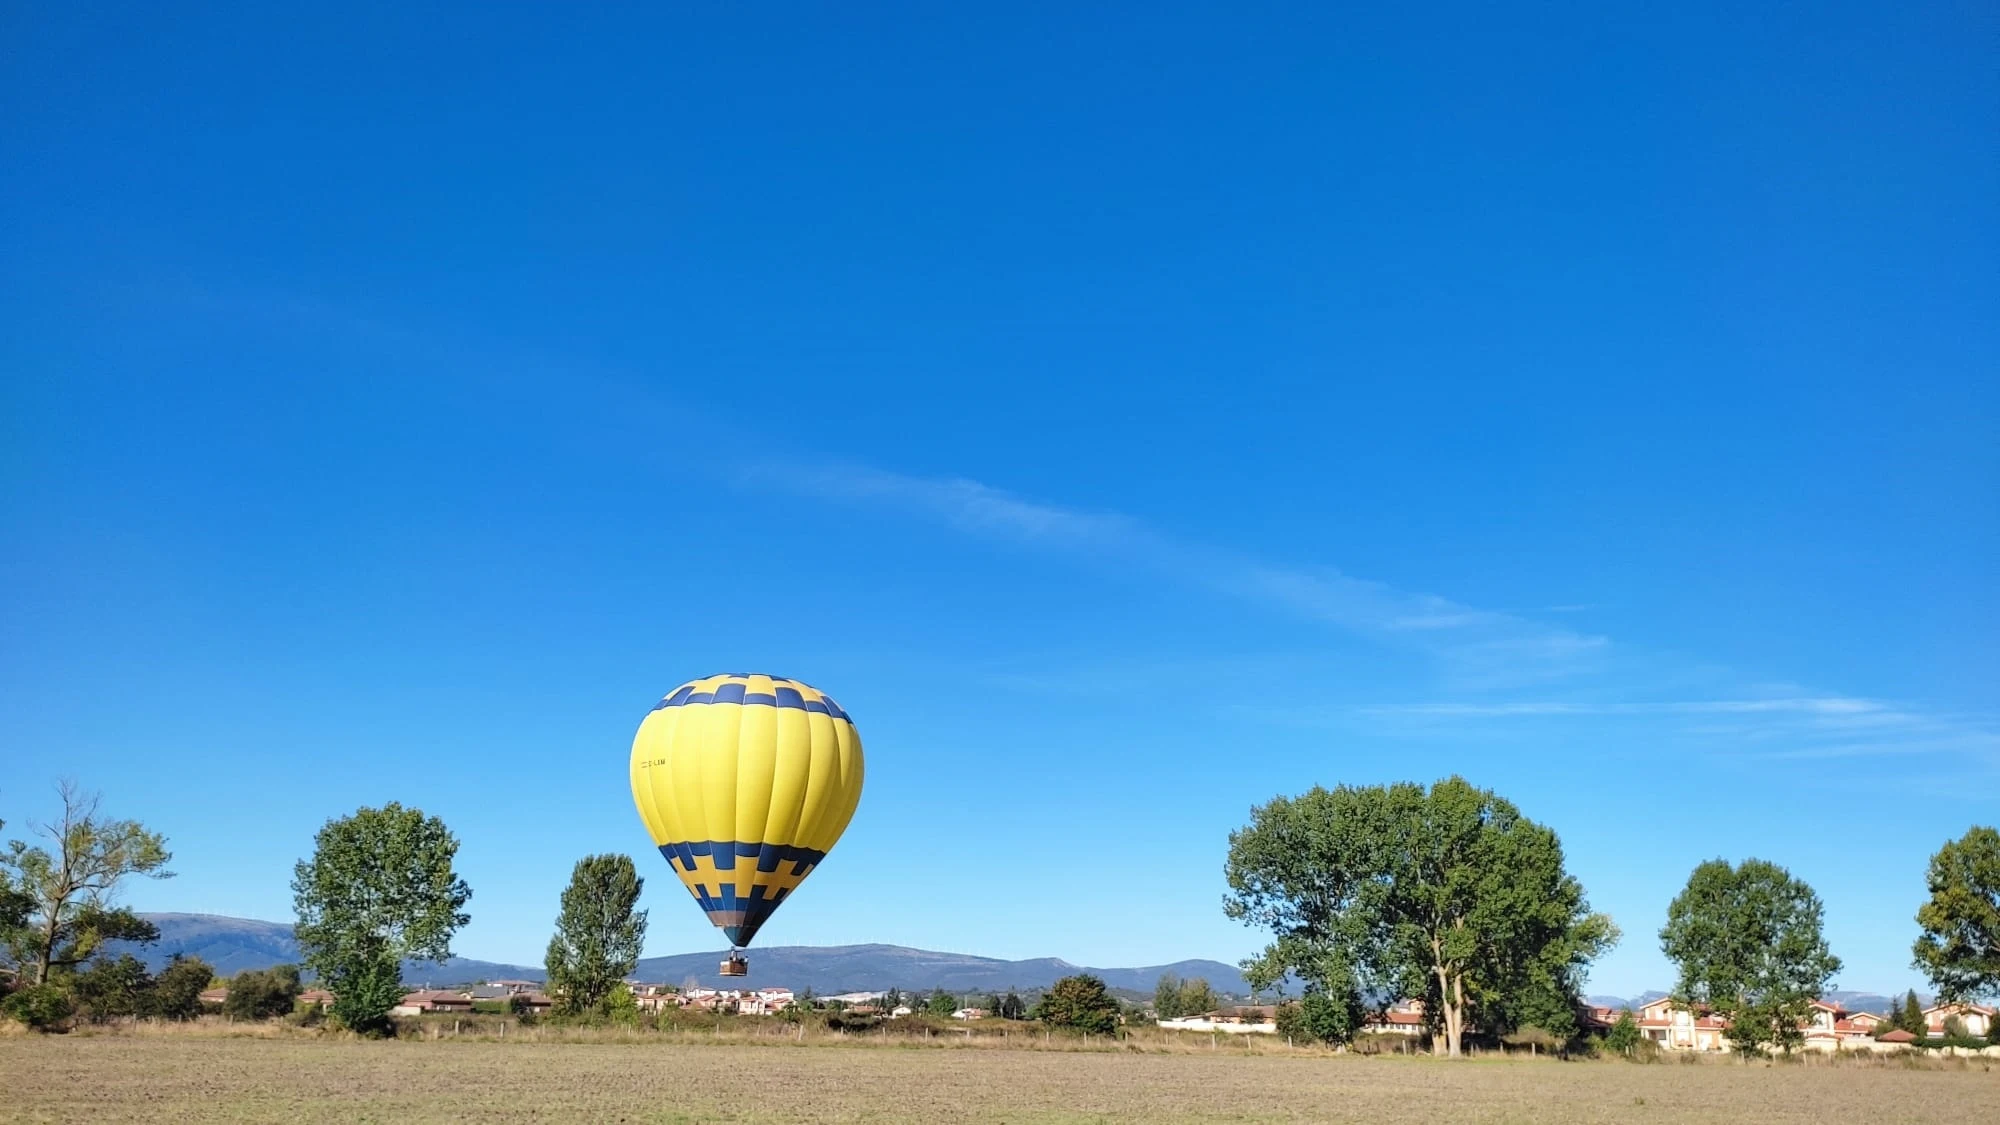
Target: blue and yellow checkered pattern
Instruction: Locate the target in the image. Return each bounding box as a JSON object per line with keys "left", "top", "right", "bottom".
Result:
{"left": 630, "top": 674, "right": 864, "bottom": 948}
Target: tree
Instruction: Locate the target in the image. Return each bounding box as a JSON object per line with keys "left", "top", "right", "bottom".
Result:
{"left": 146, "top": 954, "right": 214, "bottom": 1020}
{"left": 1226, "top": 777, "right": 1617, "bottom": 1057}
{"left": 1036, "top": 974, "right": 1118, "bottom": 1035}
{"left": 925, "top": 988, "right": 958, "bottom": 1017}
{"left": 0, "top": 819, "right": 32, "bottom": 950}
{"left": 1, "top": 982, "right": 72, "bottom": 1030}
{"left": 1176, "top": 977, "right": 1218, "bottom": 1017}
{"left": 998, "top": 989, "right": 1026, "bottom": 1020}
{"left": 292, "top": 802, "right": 471, "bottom": 1036}
{"left": 604, "top": 981, "right": 640, "bottom": 1027}
{"left": 71, "top": 954, "right": 153, "bottom": 1022}
{"left": 1274, "top": 989, "right": 1362, "bottom": 1045}
{"left": 1900, "top": 990, "right": 1925, "bottom": 1036}
{"left": 1911, "top": 826, "right": 2000, "bottom": 1004}
{"left": 1153, "top": 971, "right": 1183, "bottom": 1018}
{"left": 224, "top": 964, "right": 301, "bottom": 1021}
{"left": 543, "top": 853, "right": 647, "bottom": 1017}
{"left": 1659, "top": 858, "right": 1840, "bottom": 1055}
{"left": 1, "top": 781, "right": 173, "bottom": 985}
{"left": 1604, "top": 1010, "right": 1641, "bottom": 1057}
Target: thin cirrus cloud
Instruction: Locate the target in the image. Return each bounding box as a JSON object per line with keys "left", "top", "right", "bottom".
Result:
{"left": 741, "top": 459, "right": 1999, "bottom": 769}
{"left": 742, "top": 459, "right": 1607, "bottom": 685}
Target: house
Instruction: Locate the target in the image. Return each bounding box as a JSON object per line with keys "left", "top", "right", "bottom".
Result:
{"left": 198, "top": 987, "right": 229, "bottom": 1008}
{"left": 487, "top": 979, "right": 539, "bottom": 994}
{"left": 1924, "top": 1002, "right": 1994, "bottom": 1039}
{"left": 890, "top": 1005, "right": 914, "bottom": 1018}
{"left": 1636, "top": 997, "right": 1732, "bottom": 1051}
{"left": 1157, "top": 1006, "right": 1278, "bottom": 1035}
{"left": 951, "top": 1007, "right": 990, "bottom": 1020}
{"left": 514, "top": 991, "right": 555, "bottom": 1014}
{"left": 297, "top": 989, "right": 335, "bottom": 1011}
{"left": 465, "top": 986, "right": 515, "bottom": 1002}
{"left": 391, "top": 990, "right": 475, "bottom": 1016}
{"left": 1800, "top": 1000, "right": 1877, "bottom": 1052}
{"left": 1361, "top": 999, "right": 1427, "bottom": 1038}
{"left": 630, "top": 984, "right": 686, "bottom": 1013}
{"left": 1846, "top": 1010, "right": 1886, "bottom": 1033}
{"left": 1579, "top": 1005, "right": 1619, "bottom": 1033}
{"left": 738, "top": 988, "right": 795, "bottom": 1016}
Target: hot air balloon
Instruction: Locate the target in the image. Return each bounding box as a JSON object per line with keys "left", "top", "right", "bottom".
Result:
{"left": 629, "top": 673, "right": 864, "bottom": 977}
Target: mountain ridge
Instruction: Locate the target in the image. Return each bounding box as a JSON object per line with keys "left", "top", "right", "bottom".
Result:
{"left": 120, "top": 914, "right": 1254, "bottom": 994}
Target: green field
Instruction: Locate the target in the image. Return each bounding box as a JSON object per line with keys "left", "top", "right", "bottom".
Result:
{"left": 4, "top": 1034, "right": 1996, "bottom": 1124}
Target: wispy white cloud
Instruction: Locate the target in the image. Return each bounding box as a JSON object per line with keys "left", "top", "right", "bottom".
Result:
{"left": 1353, "top": 698, "right": 1889, "bottom": 718}
{"left": 746, "top": 460, "right": 1609, "bottom": 683}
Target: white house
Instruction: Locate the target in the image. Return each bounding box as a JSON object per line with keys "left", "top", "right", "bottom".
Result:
{"left": 1925, "top": 1002, "right": 1994, "bottom": 1039}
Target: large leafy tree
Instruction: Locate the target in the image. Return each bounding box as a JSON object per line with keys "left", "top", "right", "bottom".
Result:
{"left": 292, "top": 802, "right": 471, "bottom": 1035}
{"left": 1, "top": 782, "right": 173, "bottom": 984}
{"left": 1659, "top": 858, "right": 1840, "bottom": 1054}
{"left": 1225, "top": 776, "right": 1617, "bottom": 1056}
{"left": 146, "top": 954, "right": 215, "bottom": 1020}
{"left": 1036, "top": 974, "right": 1119, "bottom": 1035}
{"left": 71, "top": 954, "right": 154, "bottom": 1022}
{"left": 1911, "top": 826, "right": 2000, "bottom": 1003}
{"left": 543, "top": 853, "right": 647, "bottom": 1017}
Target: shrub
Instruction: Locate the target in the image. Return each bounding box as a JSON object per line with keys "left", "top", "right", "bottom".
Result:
{"left": 1502, "top": 1025, "right": 1561, "bottom": 1055}
{"left": 2, "top": 983, "right": 74, "bottom": 1031}
{"left": 605, "top": 982, "right": 640, "bottom": 1028}
{"left": 224, "top": 965, "right": 302, "bottom": 1021}
{"left": 145, "top": 954, "right": 215, "bottom": 1021}
{"left": 1603, "top": 1010, "right": 1642, "bottom": 1058}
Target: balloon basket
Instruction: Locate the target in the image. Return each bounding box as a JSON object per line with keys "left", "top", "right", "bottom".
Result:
{"left": 719, "top": 954, "right": 748, "bottom": 977}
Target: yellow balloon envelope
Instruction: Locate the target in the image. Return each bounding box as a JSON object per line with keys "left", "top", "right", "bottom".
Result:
{"left": 629, "top": 674, "right": 864, "bottom": 949}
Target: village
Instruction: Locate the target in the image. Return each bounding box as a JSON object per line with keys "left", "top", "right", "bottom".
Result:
{"left": 193, "top": 974, "right": 1997, "bottom": 1057}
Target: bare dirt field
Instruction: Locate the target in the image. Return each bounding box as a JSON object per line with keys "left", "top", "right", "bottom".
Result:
{"left": 3, "top": 1034, "right": 1994, "bottom": 1124}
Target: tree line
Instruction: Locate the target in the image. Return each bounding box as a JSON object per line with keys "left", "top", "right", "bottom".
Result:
{"left": 5, "top": 776, "right": 1996, "bottom": 1048}
{"left": 1225, "top": 775, "right": 2000, "bottom": 1056}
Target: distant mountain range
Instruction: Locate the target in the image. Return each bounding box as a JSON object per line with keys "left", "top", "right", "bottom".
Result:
{"left": 121, "top": 914, "right": 1253, "bottom": 994}
{"left": 125, "top": 915, "right": 1927, "bottom": 1006}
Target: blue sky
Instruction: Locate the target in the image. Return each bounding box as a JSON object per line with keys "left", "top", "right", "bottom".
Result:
{"left": 2, "top": 3, "right": 1994, "bottom": 998}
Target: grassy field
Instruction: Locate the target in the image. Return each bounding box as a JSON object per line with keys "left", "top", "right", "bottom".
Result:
{"left": 3, "top": 1033, "right": 1994, "bottom": 1124}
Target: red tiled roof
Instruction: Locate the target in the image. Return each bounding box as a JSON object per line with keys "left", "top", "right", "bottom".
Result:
{"left": 1879, "top": 1029, "right": 1916, "bottom": 1043}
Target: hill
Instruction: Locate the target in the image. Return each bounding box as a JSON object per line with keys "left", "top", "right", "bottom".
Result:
{"left": 122, "top": 914, "right": 545, "bottom": 983}
{"left": 630, "top": 944, "right": 1251, "bottom": 995}
{"left": 120, "top": 915, "right": 1250, "bottom": 994}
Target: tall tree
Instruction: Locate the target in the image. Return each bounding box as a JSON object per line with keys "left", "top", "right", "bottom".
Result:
{"left": 1900, "top": 990, "right": 1925, "bottom": 1036}
{"left": 1225, "top": 777, "right": 1617, "bottom": 1057}
{"left": 1911, "top": 826, "right": 2000, "bottom": 1003}
{"left": 292, "top": 802, "right": 471, "bottom": 1036}
{"left": 1, "top": 781, "right": 173, "bottom": 984}
{"left": 543, "top": 853, "right": 647, "bottom": 1017}
{"left": 1659, "top": 858, "right": 1840, "bottom": 1054}
{"left": 1153, "top": 972, "right": 1183, "bottom": 1018}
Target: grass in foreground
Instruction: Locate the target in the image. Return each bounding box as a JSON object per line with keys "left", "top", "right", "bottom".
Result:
{"left": 3, "top": 1032, "right": 1996, "bottom": 1124}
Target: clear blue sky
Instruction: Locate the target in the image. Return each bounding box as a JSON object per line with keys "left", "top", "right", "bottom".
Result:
{"left": 2, "top": 3, "right": 1993, "bottom": 999}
